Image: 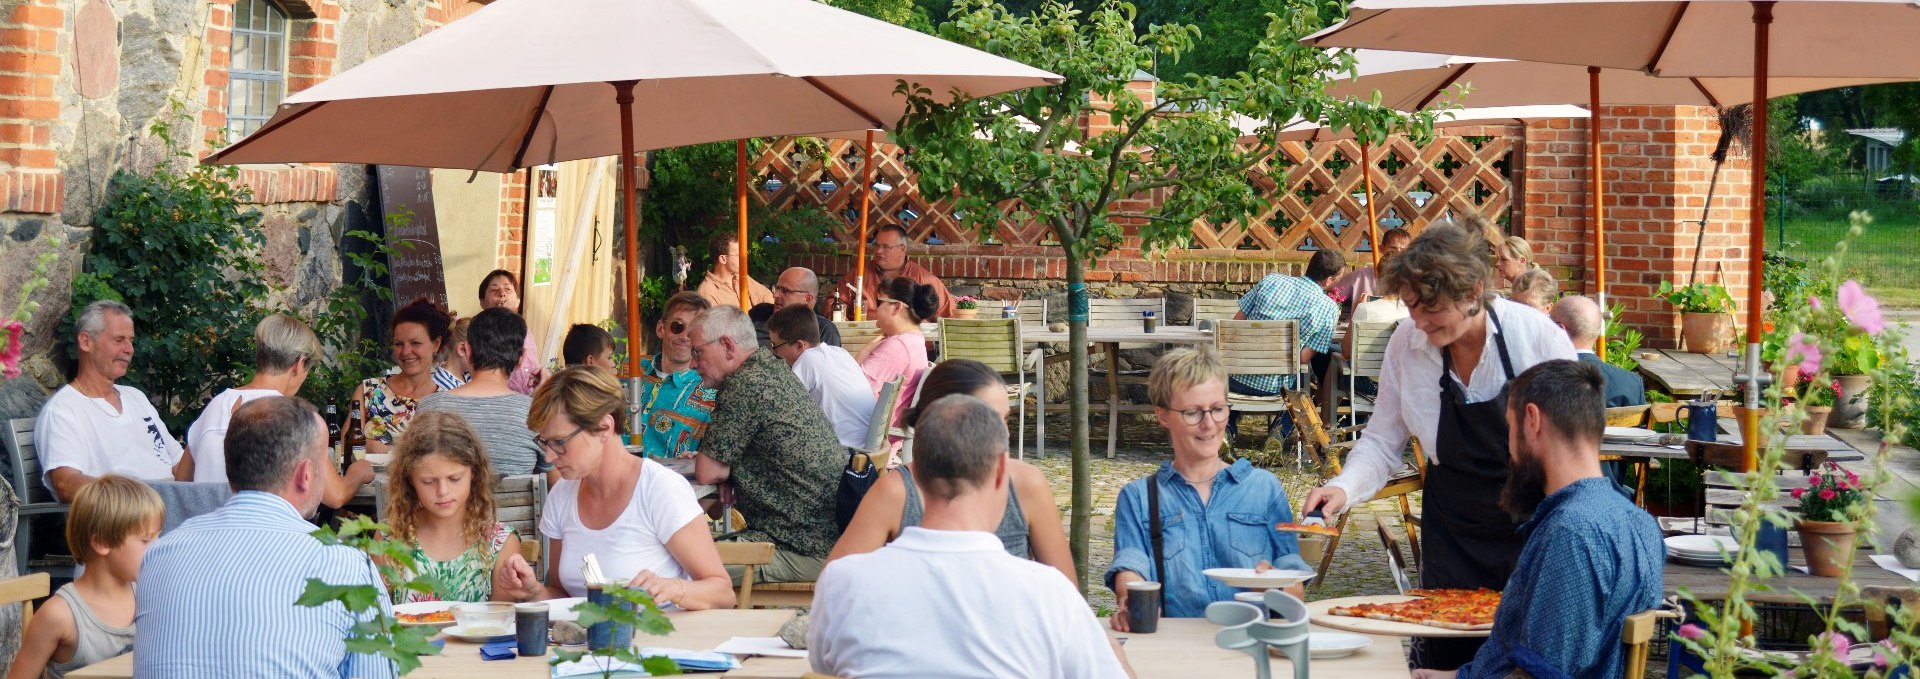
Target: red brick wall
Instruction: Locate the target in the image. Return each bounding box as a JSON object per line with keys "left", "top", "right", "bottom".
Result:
{"left": 0, "top": 0, "right": 65, "bottom": 213}
{"left": 497, "top": 168, "right": 525, "bottom": 273}
{"left": 197, "top": 0, "right": 340, "bottom": 204}
{"left": 1521, "top": 105, "right": 1753, "bottom": 348}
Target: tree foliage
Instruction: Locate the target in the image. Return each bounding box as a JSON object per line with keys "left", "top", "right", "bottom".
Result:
{"left": 894, "top": 0, "right": 1443, "bottom": 589}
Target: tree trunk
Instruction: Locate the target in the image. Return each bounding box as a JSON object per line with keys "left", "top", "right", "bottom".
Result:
{"left": 1064, "top": 255, "right": 1093, "bottom": 594}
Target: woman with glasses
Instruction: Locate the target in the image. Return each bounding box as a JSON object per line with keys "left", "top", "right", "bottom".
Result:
{"left": 855, "top": 277, "right": 938, "bottom": 438}
{"left": 492, "top": 366, "right": 734, "bottom": 609}
{"left": 826, "top": 359, "right": 1075, "bottom": 582}
{"left": 1105, "top": 347, "right": 1313, "bottom": 630}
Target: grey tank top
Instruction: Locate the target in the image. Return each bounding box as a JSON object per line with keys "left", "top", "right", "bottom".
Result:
{"left": 898, "top": 466, "right": 1032, "bottom": 559}
{"left": 43, "top": 583, "right": 134, "bottom": 679}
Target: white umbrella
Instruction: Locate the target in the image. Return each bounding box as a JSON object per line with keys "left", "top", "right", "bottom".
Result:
{"left": 205, "top": 0, "right": 1059, "bottom": 370}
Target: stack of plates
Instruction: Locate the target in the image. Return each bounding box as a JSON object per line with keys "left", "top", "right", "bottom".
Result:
{"left": 1666, "top": 535, "right": 1737, "bottom": 566}
{"left": 1603, "top": 427, "right": 1659, "bottom": 443}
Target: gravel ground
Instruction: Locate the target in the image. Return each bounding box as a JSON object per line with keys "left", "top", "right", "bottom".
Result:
{"left": 1023, "top": 412, "right": 1420, "bottom": 614}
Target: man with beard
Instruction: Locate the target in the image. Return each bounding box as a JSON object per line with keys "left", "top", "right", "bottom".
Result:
{"left": 1413, "top": 359, "right": 1663, "bottom": 679}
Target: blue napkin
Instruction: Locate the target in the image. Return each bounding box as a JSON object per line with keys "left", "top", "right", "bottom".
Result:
{"left": 480, "top": 640, "right": 518, "bottom": 661}
{"left": 635, "top": 648, "right": 741, "bottom": 672}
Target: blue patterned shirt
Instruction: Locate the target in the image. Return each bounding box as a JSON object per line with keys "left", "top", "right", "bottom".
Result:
{"left": 1234, "top": 273, "right": 1339, "bottom": 393}
{"left": 135, "top": 492, "right": 395, "bottom": 679}
{"left": 635, "top": 354, "right": 716, "bottom": 458}
{"left": 1459, "top": 477, "right": 1665, "bottom": 679}
{"left": 1104, "top": 459, "right": 1313, "bottom": 618}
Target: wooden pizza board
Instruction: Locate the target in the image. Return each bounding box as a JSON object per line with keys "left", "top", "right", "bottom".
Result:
{"left": 1307, "top": 595, "right": 1491, "bottom": 638}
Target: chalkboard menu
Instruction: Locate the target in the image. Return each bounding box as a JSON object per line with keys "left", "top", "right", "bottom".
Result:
{"left": 374, "top": 166, "right": 448, "bottom": 308}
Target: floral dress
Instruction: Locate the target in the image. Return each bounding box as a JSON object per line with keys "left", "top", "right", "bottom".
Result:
{"left": 360, "top": 368, "right": 459, "bottom": 446}
{"left": 392, "top": 522, "right": 515, "bottom": 604}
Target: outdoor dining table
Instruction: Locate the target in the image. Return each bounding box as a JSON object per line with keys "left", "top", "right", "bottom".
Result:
{"left": 1662, "top": 545, "right": 1914, "bottom": 605}
{"left": 1023, "top": 325, "right": 1218, "bottom": 459}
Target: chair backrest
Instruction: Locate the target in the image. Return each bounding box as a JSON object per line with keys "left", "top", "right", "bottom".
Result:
{"left": 1214, "top": 319, "right": 1301, "bottom": 382}
{"left": 494, "top": 474, "right": 546, "bottom": 568}
{"left": 1606, "top": 405, "right": 1652, "bottom": 428}
{"left": 2, "top": 417, "right": 53, "bottom": 506}
{"left": 860, "top": 376, "right": 905, "bottom": 455}
{"left": 0, "top": 572, "right": 50, "bottom": 629}
{"left": 715, "top": 541, "right": 776, "bottom": 609}
{"left": 835, "top": 320, "right": 884, "bottom": 352}
{"left": 1621, "top": 609, "right": 1679, "bottom": 679}
{"left": 1192, "top": 298, "right": 1240, "bottom": 323}
{"left": 1348, "top": 320, "right": 1397, "bottom": 380}
{"left": 1014, "top": 299, "right": 1047, "bottom": 326}
{"left": 937, "top": 318, "right": 1023, "bottom": 377}
{"left": 1086, "top": 298, "right": 1165, "bottom": 327}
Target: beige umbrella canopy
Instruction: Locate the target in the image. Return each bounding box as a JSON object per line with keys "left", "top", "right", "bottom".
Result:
{"left": 1307, "top": 0, "right": 1920, "bottom": 457}
{"left": 205, "top": 0, "right": 1059, "bottom": 378}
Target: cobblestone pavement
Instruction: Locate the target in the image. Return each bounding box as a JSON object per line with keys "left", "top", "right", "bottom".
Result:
{"left": 1024, "top": 413, "right": 1420, "bottom": 615}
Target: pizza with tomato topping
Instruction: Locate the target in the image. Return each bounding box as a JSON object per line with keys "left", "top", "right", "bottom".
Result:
{"left": 1273, "top": 521, "right": 1341, "bottom": 537}
{"left": 1325, "top": 588, "right": 1500, "bottom": 630}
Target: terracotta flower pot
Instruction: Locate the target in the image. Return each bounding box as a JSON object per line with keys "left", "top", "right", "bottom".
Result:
{"left": 951, "top": 307, "right": 978, "bottom": 319}
{"left": 1798, "top": 519, "right": 1857, "bottom": 577}
{"left": 1802, "top": 406, "right": 1833, "bottom": 435}
{"left": 1828, "top": 374, "right": 1873, "bottom": 430}
{"left": 1680, "top": 312, "right": 1733, "bottom": 354}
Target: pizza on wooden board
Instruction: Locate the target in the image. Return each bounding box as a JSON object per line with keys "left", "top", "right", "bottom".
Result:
{"left": 1273, "top": 521, "right": 1341, "bottom": 537}
{"left": 1325, "top": 588, "right": 1501, "bottom": 630}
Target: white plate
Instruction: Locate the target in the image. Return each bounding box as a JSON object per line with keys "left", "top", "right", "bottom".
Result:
{"left": 1203, "top": 568, "right": 1316, "bottom": 589}
{"left": 1603, "top": 427, "right": 1659, "bottom": 442}
{"left": 1665, "top": 535, "right": 1738, "bottom": 557}
{"left": 443, "top": 624, "right": 513, "bottom": 643}
{"left": 364, "top": 453, "right": 393, "bottom": 467}
{"left": 391, "top": 601, "right": 458, "bottom": 628}
{"left": 1669, "top": 552, "right": 1730, "bottom": 567}
{"left": 1308, "top": 632, "right": 1374, "bottom": 658}
{"left": 541, "top": 597, "right": 587, "bottom": 623}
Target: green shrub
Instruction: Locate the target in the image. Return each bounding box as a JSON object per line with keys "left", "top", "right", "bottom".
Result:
{"left": 1868, "top": 356, "right": 1920, "bottom": 446}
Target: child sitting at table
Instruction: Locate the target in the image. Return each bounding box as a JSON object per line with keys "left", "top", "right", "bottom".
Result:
{"left": 7, "top": 475, "right": 162, "bottom": 679}
{"left": 383, "top": 411, "right": 521, "bottom": 603}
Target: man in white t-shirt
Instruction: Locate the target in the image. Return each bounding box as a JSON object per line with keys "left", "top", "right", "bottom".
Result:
{"left": 766, "top": 305, "right": 874, "bottom": 450}
{"left": 809, "top": 395, "right": 1132, "bottom": 679}
{"left": 34, "top": 300, "right": 190, "bottom": 502}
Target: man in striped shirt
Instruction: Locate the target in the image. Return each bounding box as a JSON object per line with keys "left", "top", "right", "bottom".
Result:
{"left": 136, "top": 396, "right": 394, "bottom": 679}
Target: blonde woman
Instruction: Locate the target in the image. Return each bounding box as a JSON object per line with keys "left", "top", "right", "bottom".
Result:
{"left": 1509, "top": 268, "right": 1560, "bottom": 314}
{"left": 383, "top": 411, "right": 520, "bottom": 603}
{"left": 1496, "top": 235, "right": 1537, "bottom": 288}
{"left": 492, "top": 367, "right": 735, "bottom": 610}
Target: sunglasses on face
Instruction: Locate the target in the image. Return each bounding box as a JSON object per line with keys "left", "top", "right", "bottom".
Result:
{"left": 666, "top": 320, "right": 689, "bottom": 335}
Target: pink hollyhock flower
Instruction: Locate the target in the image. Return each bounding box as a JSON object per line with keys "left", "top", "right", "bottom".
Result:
{"left": 1828, "top": 632, "right": 1851, "bottom": 656}
{"left": 1810, "top": 295, "right": 1824, "bottom": 311}
{"left": 1839, "top": 280, "right": 1885, "bottom": 335}
{"left": 1787, "top": 333, "right": 1823, "bottom": 376}
{"left": 1, "top": 320, "right": 23, "bottom": 381}
{"left": 1820, "top": 488, "right": 1838, "bottom": 501}
{"left": 1676, "top": 624, "right": 1706, "bottom": 641}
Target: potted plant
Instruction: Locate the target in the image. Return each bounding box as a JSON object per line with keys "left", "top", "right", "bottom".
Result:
{"left": 1790, "top": 462, "right": 1865, "bottom": 576}
{"left": 1796, "top": 375, "right": 1836, "bottom": 435}
{"left": 1658, "top": 280, "right": 1736, "bottom": 354}
{"left": 1643, "top": 459, "right": 1704, "bottom": 518}
{"left": 953, "top": 296, "right": 980, "bottom": 319}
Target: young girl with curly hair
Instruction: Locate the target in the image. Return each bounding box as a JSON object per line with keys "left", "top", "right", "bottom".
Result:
{"left": 383, "top": 410, "right": 521, "bottom": 603}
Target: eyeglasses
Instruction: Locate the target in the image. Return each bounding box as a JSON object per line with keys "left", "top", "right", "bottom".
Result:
{"left": 535, "top": 424, "right": 589, "bottom": 456}
{"left": 876, "top": 298, "right": 904, "bottom": 308}
{"left": 689, "top": 337, "right": 723, "bottom": 360}
{"left": 773, "top": 285, "right": 808, "bottom": 297}
{"left": 1172, "top": 405, "right": 1231, "bottom": 426}
{"left": 769, "top": 339, "right": 796, "bottom": 353}
{"left": 873, "top": 242, "right": 907, "bottom": 251}
{"left": 665, "top": 320, "right": 689, "bottom": 335}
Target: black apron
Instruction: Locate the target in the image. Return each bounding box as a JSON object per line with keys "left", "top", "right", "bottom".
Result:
{"left": 1411, "top": 305, "right": 1526, "bottom": 671}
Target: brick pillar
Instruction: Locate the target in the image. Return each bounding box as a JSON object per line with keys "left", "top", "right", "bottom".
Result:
{"left": 1523, "top": 105, "right": 1753, "bottom": 349}
{"left": 287, "top": 0, "right": 340, "bottom": 95}
{"left": 0, "top": 0, "right": 65, "bottom": 213}
{"left": 200, "top": 0, "right": 235, "bottom": 149}
{"left": 498, "top": 169, "right": 525, "bottom": 272}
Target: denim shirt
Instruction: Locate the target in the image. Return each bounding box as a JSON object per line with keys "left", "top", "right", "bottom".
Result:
{"left": 1104, "top": 459, "right": 1313, "bottom": 618}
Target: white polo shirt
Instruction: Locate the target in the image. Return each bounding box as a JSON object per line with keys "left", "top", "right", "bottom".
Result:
{"left": 809, "top": 527, "right": 1125, "bottom": 679}
{"left": 791, "top": 344, "right": 876, "bottom": 450}
{"left": 34, "top": 384, "right": 184, "bottom": 495}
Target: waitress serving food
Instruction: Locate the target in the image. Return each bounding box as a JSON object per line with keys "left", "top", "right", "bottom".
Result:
{"left": 1301, "top": 217, "right": 1575, "bottom": 670}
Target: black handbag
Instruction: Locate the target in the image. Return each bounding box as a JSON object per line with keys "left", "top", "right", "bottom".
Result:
{"left": 835, "top": 448, "right": 881, "bottom": 532}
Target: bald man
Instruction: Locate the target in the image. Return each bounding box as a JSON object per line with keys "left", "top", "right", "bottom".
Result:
{"left": 1548, "top": 296, "right": 1644, "bottom": 408}
{"left": 751, "top": 267, "right": 842, "bottom": 349}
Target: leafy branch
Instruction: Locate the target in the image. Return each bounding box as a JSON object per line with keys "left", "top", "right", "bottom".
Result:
{"left": 297, "top": 516, "right": 444, "bottom": 675}
{"left": 549, "top": 583, "right": 681, "bottom": 678}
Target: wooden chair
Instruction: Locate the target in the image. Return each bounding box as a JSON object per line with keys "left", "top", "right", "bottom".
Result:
{"left": 1014, "top": 299, "right": 1047, "bottom": 326}
{"left": 1313, "top": 446, "right": 1423, "bottom": 593}
{"left": 1213, "top": 320, "right": 1301, "bottom": 448}
{"left": 1373, "top": 518, "right": 1414, "bottom": 594}
{"left": 0, "top": 572, "right": 50, "bottom": 629}
{"left": 1191, "top": 298, "right": 1240, "bottom": 324}
{"left": 937, "top": 318, "right": 1047, "bottom": 459}
{"left": 716, "top": 541, "right": 775, "bottom": 609}
{"left": 1333, "top": 319, "right": 1398, "bottom": 425}
{"left": 1086, "top": 297, "right": 1166, "bottom": 349}
{"left": 751, "top": 580, "right": 815, "bottom": 608}
{"left": 3, "top": 417, "right": 70, "bottom": 575}
{"left": 495, "top": 475, "right": 548, "bottom": 570}
{"left": 1606, "top": 405, "right": 1652, "bottom": 427}
{"left": 834, "top": 320, "right": 884, "bottom": 353}
{"left": 1621, "top": 609, "right": 1682, "bottom": 679}
{"left": 857, "top": 376, "right": 905, "bottom": 461}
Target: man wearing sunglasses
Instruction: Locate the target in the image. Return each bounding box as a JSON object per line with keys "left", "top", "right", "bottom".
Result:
{"left": 634, "top": 292, "right": 719, "bottom": 458}
{"left": 750, "top": 267, "right": 842, "bottom": 349}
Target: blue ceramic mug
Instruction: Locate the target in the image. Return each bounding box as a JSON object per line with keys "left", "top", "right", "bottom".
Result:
{"left": 1679, "top": 401, "right": 1717, "bottom": 442}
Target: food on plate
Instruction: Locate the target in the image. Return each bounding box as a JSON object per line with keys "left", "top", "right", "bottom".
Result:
{"left": 1273, "top": 521, "right": 1341, "bottom": 537}
{"left": 1325, "top": 588, "right": 1501, "bottom": 630}
{"left": 396, "top": 610, "right": 454, "bottom": 624}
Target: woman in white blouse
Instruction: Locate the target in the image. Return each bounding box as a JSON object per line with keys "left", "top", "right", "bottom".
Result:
{"left": 491, "top": 366, "right": 735, "bottom": 610}
{"left": 1302, "top": 217, "right": 1574, "bottom": 672}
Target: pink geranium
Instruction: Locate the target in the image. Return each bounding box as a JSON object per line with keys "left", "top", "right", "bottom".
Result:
{"left": 1820, "top": 488, "right": 1837, "bottom": 501}
{"left": 1792, "top": 487, "right": 1807, "bottom": 499}
{"left": 1838, "top": 280, "right": 1885, "bottom": 335}
{"left": 1787, "top": 333, "right": 1823, "bottom": 376}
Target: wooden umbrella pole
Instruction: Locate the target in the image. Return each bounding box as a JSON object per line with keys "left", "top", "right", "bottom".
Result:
{"left": 1590, "top": 66, "right": 1608, "bottom": 362}
{"left": 1738, "top": 0, "right": 1776, "bottom": 470}
{"left": 854, "top": 130, "right": 875, "bottom": 321}
{"left": 737, "top": 139, "right": 750, "bottom": 310}
{"left": 1362, "top": 142, "right": 1381, "bottom": 269}
{"left": 614, "top": 80, "right": 641, "bottom": 380}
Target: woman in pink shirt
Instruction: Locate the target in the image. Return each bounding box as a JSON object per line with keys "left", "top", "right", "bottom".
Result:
{"left": 478, "top": 270, "right": 547, "bottom": 395}
{"left": 856, "top": 278, "right": 938, "bottom": 432}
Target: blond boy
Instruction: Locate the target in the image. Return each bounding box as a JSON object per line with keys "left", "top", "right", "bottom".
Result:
{"left": 7, "top": 475, "right": 163, "bottom": 679}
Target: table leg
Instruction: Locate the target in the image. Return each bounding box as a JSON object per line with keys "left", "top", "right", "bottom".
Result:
{"left": 1635, "top": 460, "right": 1648, "bottom": 509}
{"left": 1106, "top": 342, "right": 1120, "bottom": 459}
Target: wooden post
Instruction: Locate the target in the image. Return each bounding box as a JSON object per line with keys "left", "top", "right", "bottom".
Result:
{"left": 737, "top": 139, "right": 751, "bottom": 310}
{"left": 1590, "top": 66, "right": 1608, "bottom": 362}
{"left": 1362, "top": 142, "right": 1381, "bottom": 269}
{"left": 1743, "top": 1, "right": 1775, "bottom": 471}
{"left": 855, "top": 130, "right": 875, "bottom": 321}
{"left": 614, "top": 80, "right": 641, "bottom": 380}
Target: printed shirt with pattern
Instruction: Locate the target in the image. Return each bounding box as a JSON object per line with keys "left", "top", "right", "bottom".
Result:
{"left": 1233, "top": 273, "right": 1339, "bottom": 393}
{"left": 699, "top": 349, "right": 846, "bottom": 558}
{"left": 360, "top": 369, "right": 460, "bottom": 446}
{"left": 635, "top": 355, "right": 716, "bottom": 458}
{"left": 391, "top": 522, "right": 515, "bottom": 604}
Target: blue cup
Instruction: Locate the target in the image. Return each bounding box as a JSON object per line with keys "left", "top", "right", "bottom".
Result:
{"left": 1680, "top": 402, "right": 1717, "bottom": 442}
{"left": 1756, "top": 521, "right": 1791, "bottom": 574}
{"left": 585, "top": 586, "right": 635, "bottom": 651}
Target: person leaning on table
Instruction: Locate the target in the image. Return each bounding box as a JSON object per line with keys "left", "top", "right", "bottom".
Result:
{"left": 1300, "top": 216, "right": 1576, "bottom": 671}
{"left": 1106, "top": 346, "right": 1313, "bottom": 630}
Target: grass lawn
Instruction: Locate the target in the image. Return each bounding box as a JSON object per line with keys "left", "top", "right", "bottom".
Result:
{"left": 1768, "top": 205, "right": 1920, "bottom": 307}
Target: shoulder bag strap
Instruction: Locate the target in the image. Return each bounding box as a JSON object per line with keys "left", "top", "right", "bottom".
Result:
{"left": 1148, "top": 476, "right": 1166, "bottom": 614}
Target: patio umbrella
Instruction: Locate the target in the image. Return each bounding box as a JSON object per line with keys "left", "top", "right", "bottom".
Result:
{"left": 1321, "top": 50, "right": 1902, "bottom": 359}
{"left": 1306, "top": 0, "right": 1920, "bottom": 460}
{"left": 204, "top": 0, "right": 1059, "bottom": 381}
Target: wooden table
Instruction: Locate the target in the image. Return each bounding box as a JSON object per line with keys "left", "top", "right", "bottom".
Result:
{"left": 1024, "top": 326, "right": 1217, "bottom": 458}
{"left": 1113, "top": 618, "right": 1409, "bottom": 677}
{"left": 1663, "top": 547, "right": 1915, "bottom": 604}
{"left": 1637, "top": 348, "right": 1740, "bottom": 398}
{"left": 69, "top": 609, "right": 812, "bottom": 679}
